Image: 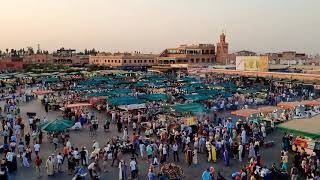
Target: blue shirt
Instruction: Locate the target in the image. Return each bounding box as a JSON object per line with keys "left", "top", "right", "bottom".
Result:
{"left": 148, "top": 172, "right": 156, "bottom": 180}
{"left": 202, "top": 171, "right": 210, "bottom": 180}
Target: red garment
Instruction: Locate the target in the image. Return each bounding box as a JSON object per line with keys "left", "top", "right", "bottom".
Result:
{"left": 35, "top": 158, "right": 42, "bottom": 166}
{"left": 132, "top": 134, "right": 136, "bottom": 144}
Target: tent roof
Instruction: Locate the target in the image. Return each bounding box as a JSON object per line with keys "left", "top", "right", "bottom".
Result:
{"left": 39, "top": 119, "right": 75, "bottom": 132}
{"left": 277, "top": 115, "right": 320, "bottom": 139}
{"left": 106, "top": 96, "right": 145, "bottom": 106}
{"left": 183, "top": 94, "right": 210, "bottom": 101}
{"left": 33, "top": 90, "right": 54, "bottom": 95}
{"left": 173, "top": 103, "right": 207, "bottom": 113}
{"left": 109, "top": 89, "right": 132, "bottom": 95}
{"left": 138, "top": 94, "right": 168, "bottom": 101}
{"left": 301, "top": 100, "right": 320, "bottom": 107}
{"left": 258, "top": 106, "right": 279, "bottom": 114}
{"left": 277, "top": 101, "right": 304, "bottom": 109}
{"left": 197, "top": 89, "right": 219, "bottom": 96}
{"left": 42, "top": 77, "right": 59, "bottom": 83}
{"left": 231, "top": 109, "right": 260, "bottom": 117}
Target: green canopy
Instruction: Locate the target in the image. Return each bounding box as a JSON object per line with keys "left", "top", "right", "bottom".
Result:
{"left": 109, "top": 89, "right": 132, "bottom": 95}
{"left": 220, "top": 91, "right": 233, "bottom": 97}
{"left": 134, "top": 82, "right": 147, "bottom": 88}
{"left": 188, "top": 82, "right": 205, "bottom": 88}
{"left": 183, "top": 94, "right": 210, "bottom": 101}
{"left": 108, "top": 80, "right": 130, "bottom": 85}
{"left": 197, "top": 89, "right": 220, "bottom": 96}
{"left": 78, "top": 80, "right": 100, "bottom": 85}
{"left": 240, "top": 89, "right": 258, "bottom": 94}
{"left": 219, "top": 82, "right": 237, "bottom": 90}
{"left": 106, "top": 96, "right": 145, "bottom": 106}
{"left": 91, "top": 76, "right": 109, "bottom": 81}
{"left": 42, "top": 77, "right": 59, "bottom": 83}
{"left": 179, "top": 86, "right": 195, "bottom": 93}
{"left": 210, "top": 85, "right": 225, "bottom": 90}
{"left": 138, "top": 94, "right": 168, "bottom": 101}
{"left": 39, "top": 119, "right": 75, "bottom": 132}
{"left": 181, "top": 77, "right": 197, "bottom": 82}
{"left": 277, "top": 126, "right": 320, "bottom": 139}
{"left": 173, "top": 103, "right": 207, "bottom": 113}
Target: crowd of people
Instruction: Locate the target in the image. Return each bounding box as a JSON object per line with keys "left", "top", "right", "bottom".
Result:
{"left": 0, "top": 72, "right": 319, "bottom": 180}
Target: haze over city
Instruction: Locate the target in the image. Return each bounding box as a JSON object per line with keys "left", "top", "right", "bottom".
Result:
{"left": 1, "top": 0, "right": 319, "bottom": 54}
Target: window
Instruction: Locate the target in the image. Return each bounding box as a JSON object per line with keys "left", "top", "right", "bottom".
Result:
{"left": 111, "top": 60, "right": 114, "bottom": 63}
{"left": 191, "top": 59, "right": 194, "bottom": 63}
{"left": 144, "top": 60, "right": 147, "bottom": 63}
{"left": 129, "top": 60, "right": 132, "bottom": 63}
{"left": 115, "top": 60, "right": 117, "bottom": 63}
{"left": 134, "top": 60, "right": 137, "bottom": 63}
{"left": 202, "top": 58, "right": 205, "bottom": 63}
{"left": 124, "top": 60, "right": 127, "bottom": 63}
{"left": 108, "top": 60, "right": 110, "bottom": 63}
{"left": 207, "top": 58, "right": 210, "bottom": 63}
{"left": 105, "top": 60, "right": 107, "bottom": 63}
{"left": 196, "top": 58, "right": 199, "bottom": 63}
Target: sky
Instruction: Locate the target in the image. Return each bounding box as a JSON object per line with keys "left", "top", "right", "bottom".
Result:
{"left": 1, "top": 0, "right": 319, "bottom": 54}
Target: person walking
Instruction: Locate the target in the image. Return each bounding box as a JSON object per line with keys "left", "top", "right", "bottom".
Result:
{"left": 35, "top": 155, "right": 42, "bottom": 177}
{"left": 57, "top": 153, "right": 63, "bottom": 172}
{"left": 46, "top": 156, "right": 54, "bottom": 176}
{"left": 172, "top": 142, "right": 179, "bottom": 162}
{"left": 238, "top": 143, "right": 243, "bottom": 162}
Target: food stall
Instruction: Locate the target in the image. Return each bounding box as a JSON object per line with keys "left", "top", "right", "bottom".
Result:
{"left": 230, "top": 109, "right": 261, "bottom": 122}
{"left": 277, "top": 115, "right": 320, "bottom": 155}
{"left": 277, "top": 101, "right": 307, "bottom": 119}
{"left": 258, "top": 106, "right": 282, "bottom": 125}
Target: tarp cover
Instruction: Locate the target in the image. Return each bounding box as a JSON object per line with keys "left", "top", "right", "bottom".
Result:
{"left": 107, "top": 96, "right": 145, "bottom": 106}
{"left": 173, "top": 103, "right": 207, "bottom": 113}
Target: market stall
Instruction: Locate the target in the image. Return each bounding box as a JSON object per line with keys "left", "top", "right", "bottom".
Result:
{"left": 277, "top": 115, "right": 320, "bottom": 155}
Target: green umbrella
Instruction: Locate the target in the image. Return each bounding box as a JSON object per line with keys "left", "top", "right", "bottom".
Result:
{"left": 39, "top": 119, "right": 75, "bottom": 132}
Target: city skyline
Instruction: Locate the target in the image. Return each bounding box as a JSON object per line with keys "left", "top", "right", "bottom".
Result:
{"left": 1, "top": 0, "right": 319, "bottom": 54}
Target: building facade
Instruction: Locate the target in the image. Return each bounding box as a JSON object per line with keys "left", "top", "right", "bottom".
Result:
{"left": 228, "top": 50, "right": 257, "bottom": 64}
{"left": 265, "top": 51, "right": 308, "bottom": 65}
{"left": 0, "top": 57, "right": 27, "bottom": 70}
{"left": 157, "top": 44, "right": 215, "bottom": 65}
{"left": 89, "top": 52, "right": 157, "bottom": 67}
{"left": 52, "top": 48, "right": 89, "bottom": 64}
{"left": 23, "top": 54, "right": 53, "bottom": 64}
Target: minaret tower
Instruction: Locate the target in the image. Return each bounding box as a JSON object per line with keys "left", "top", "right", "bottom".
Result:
{"left": 216, "top": 30, "right": 229, "bottom": 64}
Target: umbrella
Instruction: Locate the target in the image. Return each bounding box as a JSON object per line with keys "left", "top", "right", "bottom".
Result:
{"left": 39, "top": 119, "right": 75, "bottom": 132}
